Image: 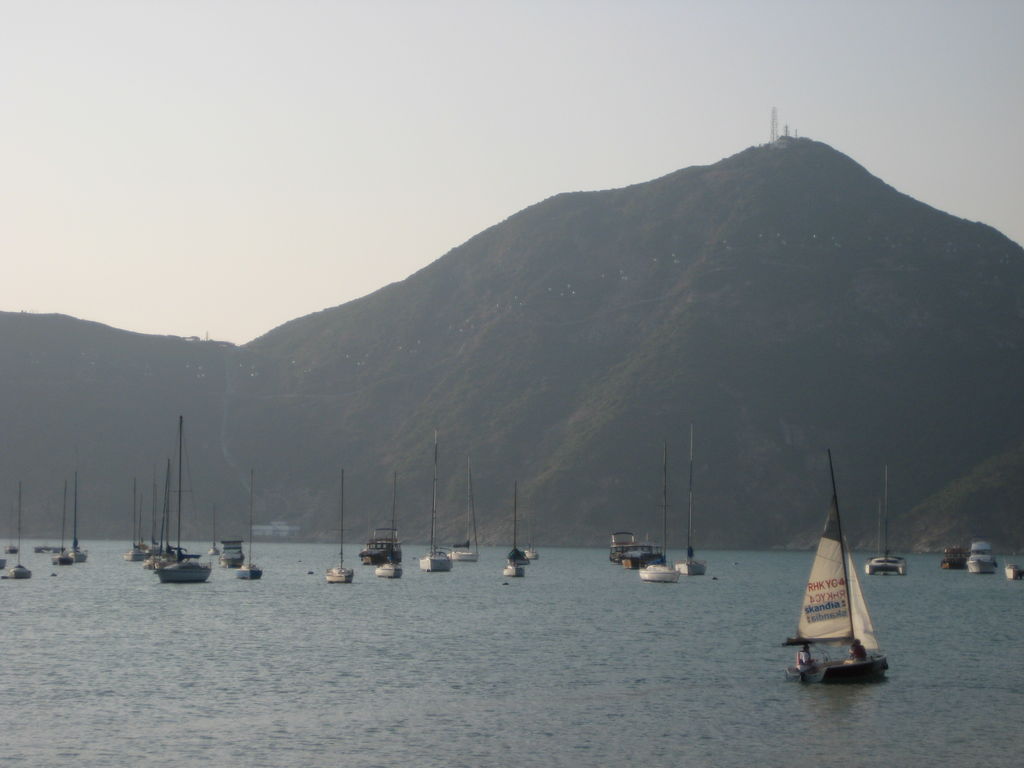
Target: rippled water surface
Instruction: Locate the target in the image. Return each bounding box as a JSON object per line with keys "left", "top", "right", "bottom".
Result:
{"left": 2, "top": 542, "right": 1023, "bottom": 767}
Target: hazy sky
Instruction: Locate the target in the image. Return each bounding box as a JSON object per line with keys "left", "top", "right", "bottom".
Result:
{"left": 3, "top": 1, "right": 1021, "bottom": 344}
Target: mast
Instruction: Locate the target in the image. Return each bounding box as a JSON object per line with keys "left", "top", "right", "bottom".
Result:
{"left": 249, "top": 468, "right": 255, "bottom": 564}
{"left": 882, "top": 464, "right": 889, "bottom": 557}
{"left": 60, "top": 479, "right": 67, "bottom": 551}
{"left": 16, "top": 481, "right": 23, "bottom": 565}
{"left": 130, "top": 478, "right": 137, "bottom": 548}
{"left": 338, "top": 468, "right": 344, "bottom": 567}
{"left": 512, "top": 481, "right": 518, "bottom": 550}
{"left": 662, "top": 442, "right": 669, "bottom": 557}
{"left": 686, "top": 423, "right": 694, "bottom": 560}
{"left": 430, "top": 430, "right": 438, "bottom": 552}
{"left": 176, "top": 415, "right": 183, "bottom": 555}
{"left": 72, "top": 470, "right": 79, "bottom": 551}
{"left": 389, "top": 470, "right": 398, "bottom": 561}
{"left": 467, "top": 456, "right": 478, "bottom": 554}
{"left": 827, "top": 449, "right": 856, "bottom": 642}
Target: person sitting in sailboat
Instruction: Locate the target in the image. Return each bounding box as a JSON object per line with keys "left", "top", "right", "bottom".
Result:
{"left": 849, "top": 638, "right": 867, "bottom": 661}
{"left": 795, "top": 643, "right": 815, "bottom": 671}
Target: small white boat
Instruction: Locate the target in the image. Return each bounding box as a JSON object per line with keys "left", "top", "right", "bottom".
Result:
{"left": 6, "top": 482, "right": 31, "bottom": 579}
{"left": 524, "top": 547, "right": 539, "bottom": 561}
{"left": 784, "top": 451, "right": 887, "bottom": 683}
{"left": 325, "top": 469, "right": 353, "bottom": 584}
{"left": 674, "top": 424, "right": 706, "bottom": 576}
{"left": 420, "top": 432, "right": 452, "bottom": 573}
{"left": 864, "top": 466, "right": 907, "bottom": 576}
{"left": 641, "top": 443, "right": 679, "bottom": 584}
{"left": 967, "top": 539, "right": 997, "bottom": 574}
{"left": 237, "top": 470, "right": 263, "bottom": 580}
{"left": 450, "top": 457, "right": 480, "bottom": 562}
{"left": 503, "top": 482, "right": 526, "bottom": 578}
{"left": 1005, "top": 563, "right": 1021, "bottom": 580}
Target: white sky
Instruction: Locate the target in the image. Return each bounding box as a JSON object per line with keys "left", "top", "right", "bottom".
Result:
{"left": 2, "top": 0, "right": 1021, "bottom": 344}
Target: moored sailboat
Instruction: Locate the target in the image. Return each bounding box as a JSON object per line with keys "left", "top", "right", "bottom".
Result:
{"left": 784, "top": 451, "right": 887, "bottom": 683}
{"left": 641, "top": 443, "right": 679, "bottom": 583}
{"left": 864, "top": 465, "right": 906, "bottom": 576}
{"left": 52, "top": 479, "right": 74, "bottom": 566}
{"left": 67, "top": 470, "right": 88, "bottom": 562}
{"left": 155, "top": 416, "right": 212, "bottom": 584}
{"left": 375, "top": 472, "right": 403, "bottom": 579}
{"left": 7, "top": 482, "right": 31, "bottom": 579}
{"left": 419, "top": 432, "right": 452, "bottom": 572}
{"left": 325, "top": 468, "right": 354, "bottom": 584}
{"left": 502, "top": 482, "right": 525, "bottom": 578}
{"left": 122, "top": 478, "right": 148, "bottom": 562}
{"left": 674, "top": 423, "right": 706, "bottom": 576}
{"left": 450, "top": 457, "right": 479, "bottom": 562}
{"left": 237, "top": 469, "right": 263, "bottom": 580}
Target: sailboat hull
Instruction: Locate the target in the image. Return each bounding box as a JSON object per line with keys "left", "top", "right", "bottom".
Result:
{"left": 325, "top": 566, "right": 354, "bottom": 583}
{"left": 789, "top": 654, "right": 888, "bottom": 683}
{"left": 675, "top": 559, "right": 706, "bottom": 576}
{"left": 419, "top": 553, "right": 452, "bottom": 572}
{"left": 639, "top": 563, "right": 679, "bottom": 582}
{"left": 450, "top": 550, "right": 478, "bottom": 562}
{"left": 236, "top": 565, "right": 263, "bottom": 580}
{"left": 865, "top": 556, "right": 906, "bottom": 575}
{"left": 375, "top": 562, "right": 402, "bottom": 578}
{"left": 155, "top": 562, "right": 212, "bottom": 583}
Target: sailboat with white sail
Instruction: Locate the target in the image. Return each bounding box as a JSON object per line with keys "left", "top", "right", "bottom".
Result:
{"left": 375, "top": 472, "right": 403, "bottom": 579}
{"left": 674, "top": 423, "right": 706, "bottom": 576}
{"left": 864, "top": 465, "right": 906, "bottom": 575}
{"left": 502, "top": 482, "right": 525, "bottom": 578}
{"left": 155, "top": 416, "right": 212, "bottom": 584}
{"left": 641, "top": 443, "right": 679, "bottom": 583}
{"left": 237, "top": 469, "right": 263, "bottom": 580}
{"left": 7, "top": 482, "right": 31, "bottom": 579}
{"left": 326, "top": 468, "right": 354, "bottom": 583}
{"left": 450, "top": 457, "right": 479, "bottom": 562}
{"left": 785, "top": 451, "right": 888, "bottom": 683}
{"left": 419, "top": 432, "right": 452, "bottom": 572}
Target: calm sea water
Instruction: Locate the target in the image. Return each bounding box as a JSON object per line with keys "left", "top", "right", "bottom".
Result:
{"left": 2, "top": 541, "right": 1022, "bottom": 767}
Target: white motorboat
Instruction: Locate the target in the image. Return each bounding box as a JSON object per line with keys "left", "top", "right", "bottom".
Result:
{"left": 784, "top": 451, "right": 887, "bottom": 683}
{"left": 966, "top": 539, "right": 997, "bottom": 574}
{"left": 325, "top": 469, "right": 353, "bottom": 584}
{"left": 674, "top": 424, "right": 706, "bottom": 576}
{"left": 1005, "top": 563, "right": 1022, "bottom": 580}
{"left": 237, "top": 470, "right": 263, "bottom": 580}
{"left": 450, "top": 457, "right": 479, "bottom": 562}
{"left": 419, "top": 432, "right": 452, "bottom": 572}
{"left": 641, "top": 443, "right": 679, "bottom": 583}
{"left": 864, "top": 466, "right": 907, "bottom": 576}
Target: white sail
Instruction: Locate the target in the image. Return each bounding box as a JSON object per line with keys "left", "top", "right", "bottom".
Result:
{"left": 793, "top": 496, "right": 876, "bottom": 648}
{"left": 845, "top": 549, "right": 879, "bottom": 651}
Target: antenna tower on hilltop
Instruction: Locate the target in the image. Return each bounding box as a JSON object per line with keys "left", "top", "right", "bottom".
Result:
{"left": 770, "top": 107, "right": 778, "bottom": 143}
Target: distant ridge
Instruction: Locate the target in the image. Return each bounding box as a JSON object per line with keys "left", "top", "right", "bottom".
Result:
{"left": 3, "top": 137, "right": 1023, "bottom": 550}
